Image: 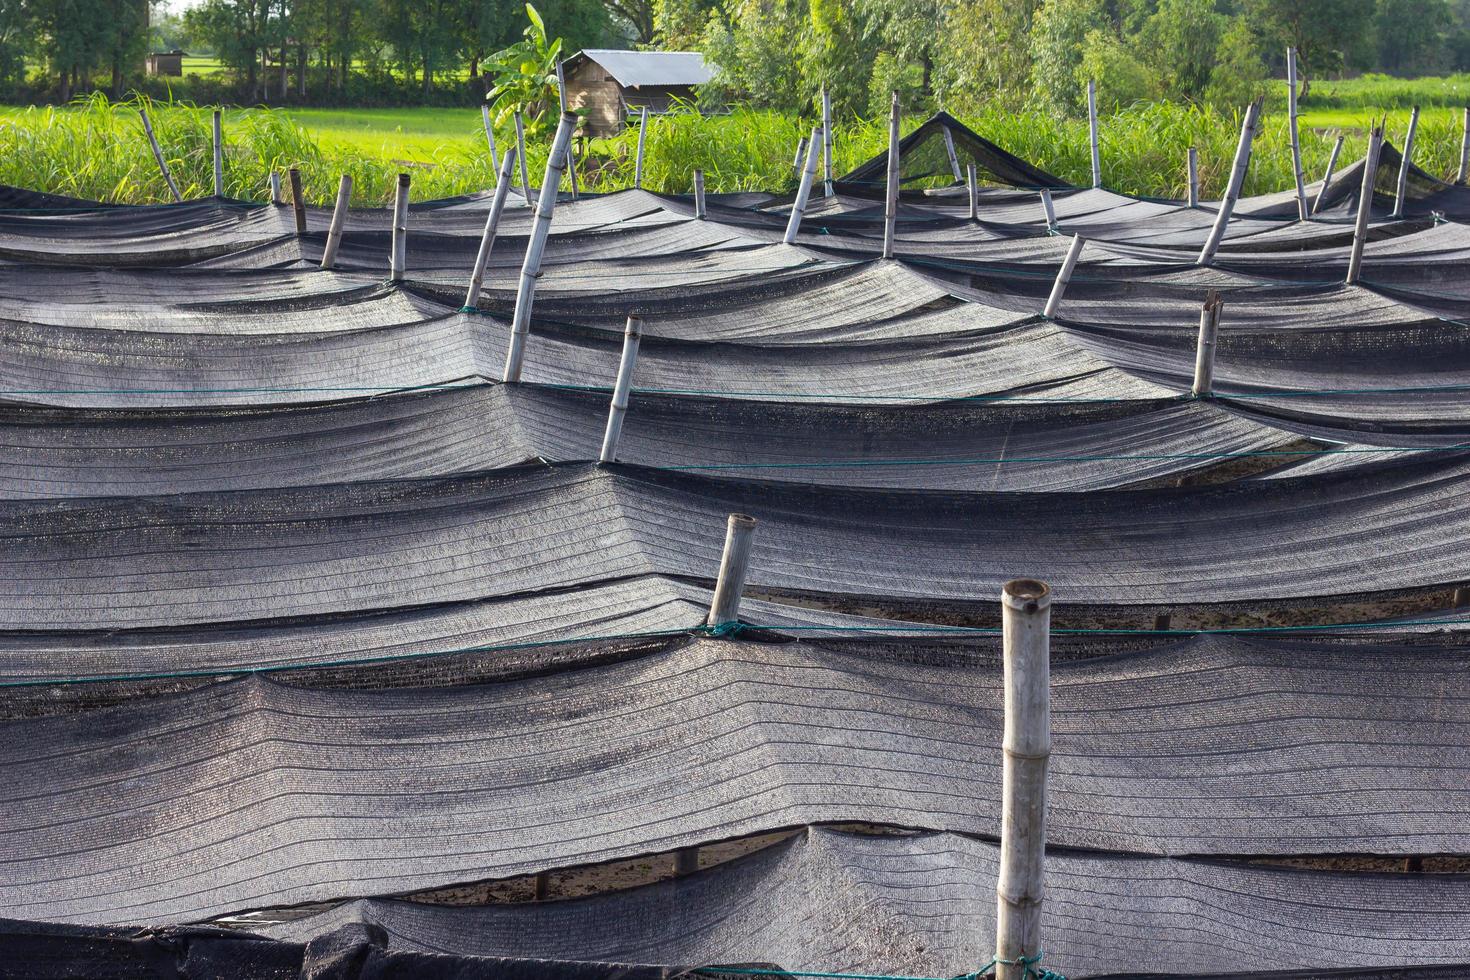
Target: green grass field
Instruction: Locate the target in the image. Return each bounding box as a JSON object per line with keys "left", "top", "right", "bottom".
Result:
{"left": 286, "top": 107, "right": 489, "bottom": 161}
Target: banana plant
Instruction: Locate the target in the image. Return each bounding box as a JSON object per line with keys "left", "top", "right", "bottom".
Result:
{"left": 484, "top": 4, "right": 564, "bottom": 137}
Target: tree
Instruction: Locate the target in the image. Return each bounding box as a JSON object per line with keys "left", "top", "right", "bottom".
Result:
{"left": 1245, "top": 0, "right": 1375, "bottom": 92}
{"left": 185, "top": 0, "right": 275, "bottom": 97}
{"left": 1028, "top": 0, "right": 1106, "bottom": 115}
{"left": 802, "top": 0, "right": 873, "bottom": 115}
{"left": 1077, "top": 28, "right": 1154, "bottom": 108}
{"left": 1375, "top": 0, "right": 1451, "bottom": 74}
{"left": 933, "top": 0, "right": 1038, "bottom": 111}
{"left": 603, "top": 0, "right": 653, "bottom": 43}
{"left": 484, "top": 3, "right": 563, "bottom": 130}
{"left": 1204, "top": 15, "right": 1268, "bottom": 107}
{"left": 0, "top": 0, "right": 31, "bottom": 89}
{"left": 1139, "top": 0, "right": 1222, "bottom": 101}
{"left": 653, "top": 0, "right": 719, "bottom": 47}
{"left": 699, "top": 0, "right": 806, "bottom": 112}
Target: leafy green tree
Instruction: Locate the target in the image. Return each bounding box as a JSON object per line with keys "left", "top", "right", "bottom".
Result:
{"left": 1077, "top": 28, "right": 1155, "bottom": 108}
{"left": 1245, "top": 0, "right": 1375, "bottom": 92}
{"left": 653, "top": 0, "right": 720, "bottom": 47}
{"left": 1139, "top": 0, "right": 1221, "bottom": 100}
{"left": 1029, "top": 0, "right": 1106, "bottom": 115}
{"left": 0, "top": 0, "right": 31, "bottom": 89}
{"left": 1204, "top": 15, "right": 1268, "bottom": 106}
{"left": 1375, "top": 0, "right": 1451, "bottom": 73}
{"left": 802, "top": 0, "right": 872, "bottom": 115}
{"left": 933, "top": 0, "right": 1038, "bottom": 111}
{"left": 185, "top": 0, "right": 275, "bottom": 97}
{"left": 699, "top": 0, "right": 806, "bottom": 111}
{"left": 484, "top": 3, "right": 563, "bottom": 130}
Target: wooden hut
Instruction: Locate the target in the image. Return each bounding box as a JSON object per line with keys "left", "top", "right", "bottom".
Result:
{"left": 145, "top": 50, "right": 187, "bottom": 77}
{"left": 561, "top": 50, "right": 714, "bottom": 138}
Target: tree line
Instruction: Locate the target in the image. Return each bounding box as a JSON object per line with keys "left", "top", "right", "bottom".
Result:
{"left": 1, "top": 0, "right": 1469, "bottom": 107}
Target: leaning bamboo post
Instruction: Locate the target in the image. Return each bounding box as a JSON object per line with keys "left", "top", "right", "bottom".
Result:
{"left": 1458, "top": 108, "right": 1470, "bottom": 184}
{"left": 288, "top": 168, "right": 307, "bottom": 235}
{"left": 706, "top": 514, "right": 757, "bottom": 628}
{"left": 634, "top": 106, "right": 649, "bottom": 189}
{"left": 463, "top": 148, "right": 519, "bottom": 310}
{"left": 503, "top": 113, "right": 576, "bottom": 383}
{"left": 1311, "top": 136, "right": 1345, "bottom": 215}
{"left": 1392, "top": 105, "right": 1420, "bottom": 218}
{"left": 882, "top": 93, "right": 900, "bottom": 260}
{"left": 389, "top": 173, "right": 409, "bottom": 282}
{"left": 599, "top": 315, "right": 643, "bottom": 463}
{"left": 821, "top": 86, "right": 834, "bottom": 196}
{"left": 514, "top": 111, "right": 530, "bottom": 203}
{"left": 555, "top": 59, "right": 580, "bottom": 200}
{"left": 783, "top": 128, "right": 821, "bottom": 244}
{"left": 793, "top": 136, "right": 807, "bottom": 172}
{"left": 1186, "top": 147, "right": 1199, "bottom": 208}
{"left": 1346, "top": 126, "right": 1385, "bottom": 286}
{"left": 1042, "top": 235, "right": 1085, "bottom": 318}
{"left": 693, "top": 169, "right": 706, "bottom": 219}
{"left": 942, "top": 126, "right": 963, "bottom": 183}
{"left": 1196, "top": 100, "right": 1262, "bottom": 266}
{"left": 138, "top": 107, "right": 182, "bottom": 203}
{"left": 967, "top": 164, "right": 979, "bottom": 221}
{"left": 211, "top": 109, "right": 224, "bottom": 198}
{"left": 319, "top": 174, "right": 352, "bottom": 271}
{"left": 1192, "top": 290, "right": 1223, "bottom": 397}
{"left": 481, "top": 104, "right": 500, "bottom": 176}
{"left": 1039, "top": 188, "right": 1057, "bottom": 232}
{"left": 269, "top": 171, "right": 282, "bottom": 205}
{"left": 1087, "top": 80, "right": 1101, "bottom": 188}
{"left": 1286, "top": 48, "right": 1308, "bottom": 221}
{"left": 995, "top": 578, "right": 1051, "bottom": 980}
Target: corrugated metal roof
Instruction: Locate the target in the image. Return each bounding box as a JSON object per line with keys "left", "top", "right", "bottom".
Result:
{"left": 572, "top": 49, "right": 714, "bottom": 88}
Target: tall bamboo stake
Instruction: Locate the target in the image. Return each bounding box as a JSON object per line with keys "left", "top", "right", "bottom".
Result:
{"left": 882, "top": 93, "right": 900, "bottom": 260}
{"left": 481, "top": 104, "right": 500, "bottom": 176}
{"left": 319, "top": 174, "right": 352, "bottom": 271}
{"left": 1347, "top": 126, "right": 1385, "bottom": 285}
{"left": 1458, "top": 108, "right": 1470, "bottom": 184}
{"left": 212, "top": 109, "right": 224, "bottom": 198}
{"left": 634, "top": 106, "right": 649, "bottom": 189}
{"left": 1192, "top": 290, "right": 1223, "bottom": 397}
{"left": 1186, "top": 147, "right": 1199, "bottom": 208}
{"left": 503, "top": 113, "right": 576, "bottom": 383}
{"left": 599, "top": 315, "right": 643, "bottom": 463}
{"left": 1039, "top": 189, "right": 1057, "bottom": 232}
{"left": 1087, "top": 80, "right": 1101, "bottom": 189}
{"left": 706, "top": 514, "right": 757, "bottom": 628}
{"left": 514, "top": 111, "right": 530, "bottom": 204}
{"left": 1312, "top": 136, "right": 1345, "bottom": 215}
{"left": 693, "top": 169, "right": 706, "bottom": 219}
{"left": 967, "top": 164, "right": 979, "bottom": 221}
{"left": 555, "top": 59, "right": 580, "bottom": 200}
{"left": 1042, "top": 235, "right": 1085, "bottom": 318}
{"left": 995, "top": 578, "right": 1051, "bottom": 980}
{"left": 463, "top": 148, "right": 519, "bottom": 310}
{"left": 821, "top": 86, "right": 834, "bottom": 196}
{"left": 389, "top": 173, "right": 410, "bottom": 282}
{"left": 784, "top": 128, "right": 821, "bottom": 244}
{"left": 1286, "top": 48, "right": 1308, "bottom": 220}
{"left": 288, "top": 168, "right": 307, "bottom": 235}
{"left": 1196, "top": 100, "right": 1262, "bottom": 267}
{"left": 1392, "top": 105, "right": 1420, "bottom": 218}
{"left": 269, "top": 171, "right": 282, "bottom": 205}
{"left": 138, "top": 108, "right": 182, "bottom": 203}
{"left": 942, "top": 126, "right": 963, "bottom": 182}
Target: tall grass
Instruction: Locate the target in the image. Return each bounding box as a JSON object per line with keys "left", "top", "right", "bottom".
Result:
{"left": 0, "top": 93, "right": 1464, "bottom": 205}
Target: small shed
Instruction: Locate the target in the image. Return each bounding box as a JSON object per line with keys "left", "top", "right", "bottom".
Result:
{"left": 561, "top": 50, "right": 714, "bottom": 137}
{"left": 145, "top": 50, "right": 187, "bottom": 77}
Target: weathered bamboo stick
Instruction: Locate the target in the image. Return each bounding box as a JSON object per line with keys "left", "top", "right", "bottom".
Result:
{"left": 138, "top": 108, "right": 182, "bottom": 203}
{"left": 1346, "top": 126, "right": 1385, "bottom": 286}
{"left": 693, "top": 169, "right": 706, "bottom": 219}
{"left": 599, "top": 315, "right": 643, "bottom": 463}
{"left": 882, "top": 93, "right": 900, "bottom": 260}
{"left": 1192, "top": 290, "right": 1223, "bottom": 397}
{"left": 463, "top": 148, "right": 519, "bottom": 310}
{"left": 1042, "top": 235, "right": 1085, "bottom": 318}
{"left": 555, "top": 59, "right": 580, "bottom": 200}
{"left": 1459, "top": 108, "right": 1470, "bottom": 184}
{"left": 1039, "top": 188, "right": 1057, "bottom": 232}
{"left": 481, "top": 104, "right": 500, "bottom": 176}
{"left": 634, "top": 106, "right": 649, "bottom": 189}
{"left": 212, "top": 109, "right": 224, "bottom": 198}
{"left": 1392, "top": 105, "right": 1420, "bottom": 219}
{"left": 1311, "top": 136, "right": 1345, "bottom": 215}
{"left": 269, "top": 171, "right": 282, "bottom": 205}
{"left": 942, "top": 125, "right": 963, "bottom": 182}
{"left": 514, "top": 111, "right": 530, "bottom": 204}
{"left": 1087, "top": 80, "right": 1101, "bottom": 188}
{"left": 503, "top": 113, "right": 577, "bottom": 383}
{"left": 1196, "top": 100, "right": 1261, "bottom": 267}
{"left": 793, "top": 136, "right": 807, "bottom": 172}
{"left": 319, "top": 174, "right": 352, "bottom": 271}
{"left": 1286, "top": 48, "right": 1308, "bottom": 221}
{"left": 995, "top": 578, "right": 1051, "bottom": 980}
{"left": 288, "top": 168, "right": 307, "bottom": 235}
{"left": 783, "top": 128, "right": 821, "bottom": 244}
{"left": 821, "top": 86, "right": 834, "bottom": 196}
{"left": 389, "top": 172, "right": 409, "bottom": 282}
{"left": 967, "top": 164, "right": 979, "bottom": 221}
{"left": 1186, "top": 147, "right": 1199, "bottom": 208}
{"left": 706, "top": 513, "right": 757, "bottom": 628}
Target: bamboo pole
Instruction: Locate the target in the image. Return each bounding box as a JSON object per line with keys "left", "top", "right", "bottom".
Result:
{"left": 1311, "top": 136, "right": 1345, "bottom": 215}
{"left": 1186, "top": 147, "right": 1199, "bottom": 208}
{"left": 319, "top": 174, "right": 352, "bottom": 271}
{"left": 481, "top": 104, "right": 500, "bottom": 176}
{"left": 634, "top": 106, "right": 649, "bottom": 189}
{"left": 555, "top": 59, "right": 580, "bottom": 200}
{"left": 821, "top": 86, "right": 834, "bottom": 196}
{"left": 1039, "top": 189, "right": 1057, "bottom": 232}
{"left": 1347, "top": 126, "right": 1385, "bottom": 286}
{"left": 1459, "top": 108, "right": 1470, "bottom": 184}
{"left": 706, "top": 514, "right": 757, "bottom": 628}
{"left": 389, "top": 173, "right": 410, "bottom": 282}
{"left": 967, "top": 164, "right": 979, "bottom": 221}
{"left": 269, "top": 171, "right": 282, "bottom": 205}
{"left": 793, "top": 136, "right": 807, "bottom": 172}
{"left": 995, "top": 578, "right": 1051, "bottom": 980}
{"left": 882, "top": 93, "right": 900, "bottom": 260}
{"left": 784, "top": 128, "right": 821, "bottom": 244}
{"left": 1191, "top": 290, "right": 1223, "bottom": 397}
{"left": 211, "top": 109, "right": 224, "bottom": 198}
{"left": 1196, "top": 100, "right": 1262, "bottom": 267}
{"left": 288, "top": 167, "right": 307, "bottom": 235}
{"left": 463, "top": 148, "right": 519, "bottom": 310}
{"left": 1392, "top": 105, "right": 1420, "bottom": 219}
{"left": 514, "top": 111, "right": 530, "bottom": 204}
{"left": 503, "top": 113, "right": 577, "bottom": 383}
{"left": 599, "top": 315, "right": 642, "bottom": 463}
{"left": 138, "top": 108, "right": 182, "bottom": 203}
{"left": 1286, "top": 48, "right": 1308, "bottom": 221}
{"left": 942, "top": 126, "right": 963, "bottom": 183}
{"left": 693, "top": 169, "right": 706, "bottom": 219}
{"left": 675, "top": 847, "right": 700, "bottom": 875}
{"left": 1087, "top": 80, "right": 1101, "bottom": 189}
{"left": 1042, "top": 235, "right": 1085, "bottom": 319}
